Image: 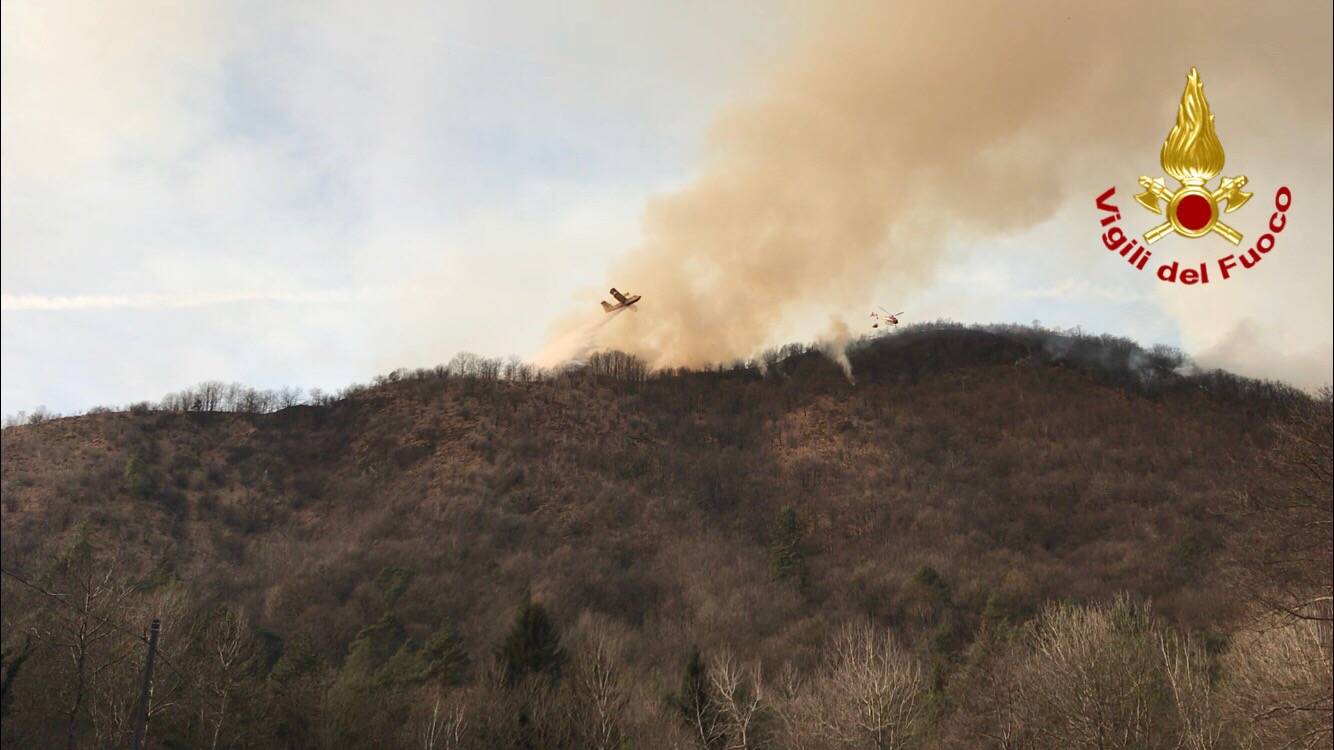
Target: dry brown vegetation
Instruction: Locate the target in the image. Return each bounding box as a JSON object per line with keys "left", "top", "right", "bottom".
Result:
{"left": 1, "top": 323, "right": 1329, "bottom": 748}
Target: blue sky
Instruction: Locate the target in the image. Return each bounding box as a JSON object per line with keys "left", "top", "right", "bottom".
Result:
{"left": 3, "top": 1, "right": 1330, "bottom": 416}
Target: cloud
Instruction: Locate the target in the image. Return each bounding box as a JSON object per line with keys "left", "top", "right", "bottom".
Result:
{"left": 1, "top": 0, "right": 789, "bottom": 412}
{"left": 1, "top": 289, "right": 365, "bottom": 311}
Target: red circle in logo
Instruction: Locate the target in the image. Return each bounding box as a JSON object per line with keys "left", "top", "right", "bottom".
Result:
{"left": 1175, "top": 194, "right": 1213, "bottom": 231}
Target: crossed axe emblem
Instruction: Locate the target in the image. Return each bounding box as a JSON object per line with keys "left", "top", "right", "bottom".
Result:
{"left": 1134, "top": 174, "right": 1252, "bottom": 245}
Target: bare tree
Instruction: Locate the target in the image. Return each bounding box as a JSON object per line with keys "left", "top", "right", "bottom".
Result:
{"left": 1012, "top": 596, "right": 1164, "bottom": 750}
{"left": 85, "top": 632, "right": 142, "bottom": 748}
{"left": 811, "top": 622, "right": 925, "bottom": 750}
{"left": 709, "top": 651, "right": 765, "bottom": 750}
{"left": 1228, "top": 390, "right": 1333, "bottom": 624}
{"left": 1218, "top": 391, "right": 1332, "bottom": 748}
{"left": 88, "top": 584, "right": 192, "bottom": 748}
{"left": 477, "top": 357, "right": 502, "bottom": 381}
{"left": 447, "top": 352, "right": 482, "bottom": 378}
{"left": 1221, "top": 607, "right": 1333, "bottom": 750}
{"left": 771, "top": 662, "right": 821, "bottom": 750}
{"left": 222, "top": 383, "right": 244, "bottom": 412}
{"left": 1158, "top": 630, "right": 1228, "bottom": 750}
{"left": 587, "top": 351, "right": 649, "bottom": 383}
{"left": 197, "top": 381, "right": 227, "bottom": 412}
{"left": 959, "top": 640, "right": 1035, "bottom": 750}
{"left": 277, "top": 387, "right": 305, "bottom": 409}
{"left": 574, "top": 619, "right": 630, "bottom": 750}
{"left": 417, "top": 689, "right": 467, "bottom": 750}
{"left": 201, "top": 606, "right": 255, "bottom": 750}
{"left": 27, "top": 529, "right": 137, "bottom": 750}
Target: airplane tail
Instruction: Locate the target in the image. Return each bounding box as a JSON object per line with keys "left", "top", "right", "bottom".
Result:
{"left": 601, "top": 301, "right": 613, "bottom": 313}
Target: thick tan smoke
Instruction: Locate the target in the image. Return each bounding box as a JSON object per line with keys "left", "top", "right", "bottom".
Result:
{"left": 541, "top": 0, "right": 1332, "bottom": 375}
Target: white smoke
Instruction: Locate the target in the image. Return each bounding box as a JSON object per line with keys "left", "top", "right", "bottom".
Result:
{"left": 818, "top": 316, "right": 856, "bottom": 383}
{"left": 537, "top": 0, "right": 1332, "bottom": 389}
{"left": 532, "top": 306, "right": 631, "bottom": 369}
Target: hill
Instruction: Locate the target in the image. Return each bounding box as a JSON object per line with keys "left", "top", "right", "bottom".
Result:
{"left": 2, "top": 323, "right": 1329, "bottom": 749}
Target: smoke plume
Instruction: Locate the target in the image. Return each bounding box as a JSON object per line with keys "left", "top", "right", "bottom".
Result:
{"left": 540, "top": 0, "right": 1331, "bottom": 383}
{"left": 533, "top": 306, "right": 630, "bottom": 370}
{"left": 819, "top": 316, "right": 855, "bottom": 383}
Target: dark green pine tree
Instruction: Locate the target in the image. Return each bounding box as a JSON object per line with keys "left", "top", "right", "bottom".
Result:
{"left": 421, "top": 625, "right": 469, "bottom": 687}
{"left": 374, "top": 565, "right": 415, "bottom": 609}
{"left": 769, "top": 505, "right": 807, "bottom": 585}
{"left": 1, "top": 637, "right": 34, "bottom": 721}
{"left": 500, "top": 591, "right": 565, "bottom": 685}
{"left": 668, "top": 647, "right": 723, "bottom": 749}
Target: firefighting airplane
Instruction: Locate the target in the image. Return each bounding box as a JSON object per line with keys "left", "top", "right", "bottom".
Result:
{"left": 600, "top": 288, "right": 642, "bottom": 313}
{"left": 870, "top": 308, "right": 903, "bottom": 328}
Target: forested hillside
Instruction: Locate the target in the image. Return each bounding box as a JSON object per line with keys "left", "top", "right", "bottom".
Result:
{"left": 2, "top": 324, "right": 1329, "bottom": 749}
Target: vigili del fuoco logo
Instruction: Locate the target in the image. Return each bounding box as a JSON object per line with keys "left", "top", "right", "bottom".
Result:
{"left": 1094, "top": 67, "right": 1292, "bottom": 285}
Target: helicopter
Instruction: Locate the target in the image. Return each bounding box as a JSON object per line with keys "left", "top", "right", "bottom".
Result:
{"left": 870, "top": 308, "right": 903, "bottom": 329}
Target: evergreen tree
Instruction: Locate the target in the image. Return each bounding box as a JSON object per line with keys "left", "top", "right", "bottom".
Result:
{"left": 769, "top": 505, "right": 807, "bottom": 585}
{"left": 0, "top": 637, "right": 34, "bottom": 722}
{"left": 421, "top": 625, "right": 469, "bottom": 687}
{"left": 374, "top": 565, "right": 414, "bottom": 609}
{"left": 345, "top": 613, "right": 408, "bottom": 677}
{"left": 913, "top": 565, "right": 952, "bottom": 604}
{"left": 500, "top": 591, "right": 565, "bottom": 685}
{"left": 268, "top": 634, "right": 318, "bottom": 687}
{"left": 123, "top": 455, "right": 153, "bottom": 498}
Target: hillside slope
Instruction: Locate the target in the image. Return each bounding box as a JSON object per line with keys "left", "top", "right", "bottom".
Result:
{"left": 1, "top": 324, "right": 1321, "bottom": 748}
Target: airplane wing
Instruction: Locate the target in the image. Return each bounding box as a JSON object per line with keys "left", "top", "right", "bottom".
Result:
{"left": 609, "top": 288, "right": 628, "bottom": 303}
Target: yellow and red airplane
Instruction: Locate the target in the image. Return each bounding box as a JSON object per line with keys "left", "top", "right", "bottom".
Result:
{"left": 601, "top": 288, "right": 642, "bottom": 313}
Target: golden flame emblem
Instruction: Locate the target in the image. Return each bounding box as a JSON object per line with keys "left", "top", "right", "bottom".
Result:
{"left": 1134, "top": 67, "right": 1252, "bottom": 244}
{"left": 1160, "top": 67, "right": 1224, "bottom": 183}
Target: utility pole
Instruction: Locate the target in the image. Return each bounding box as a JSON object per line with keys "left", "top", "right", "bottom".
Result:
{"left": 129, "top": 618, "right": 160, "bottom": 750}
